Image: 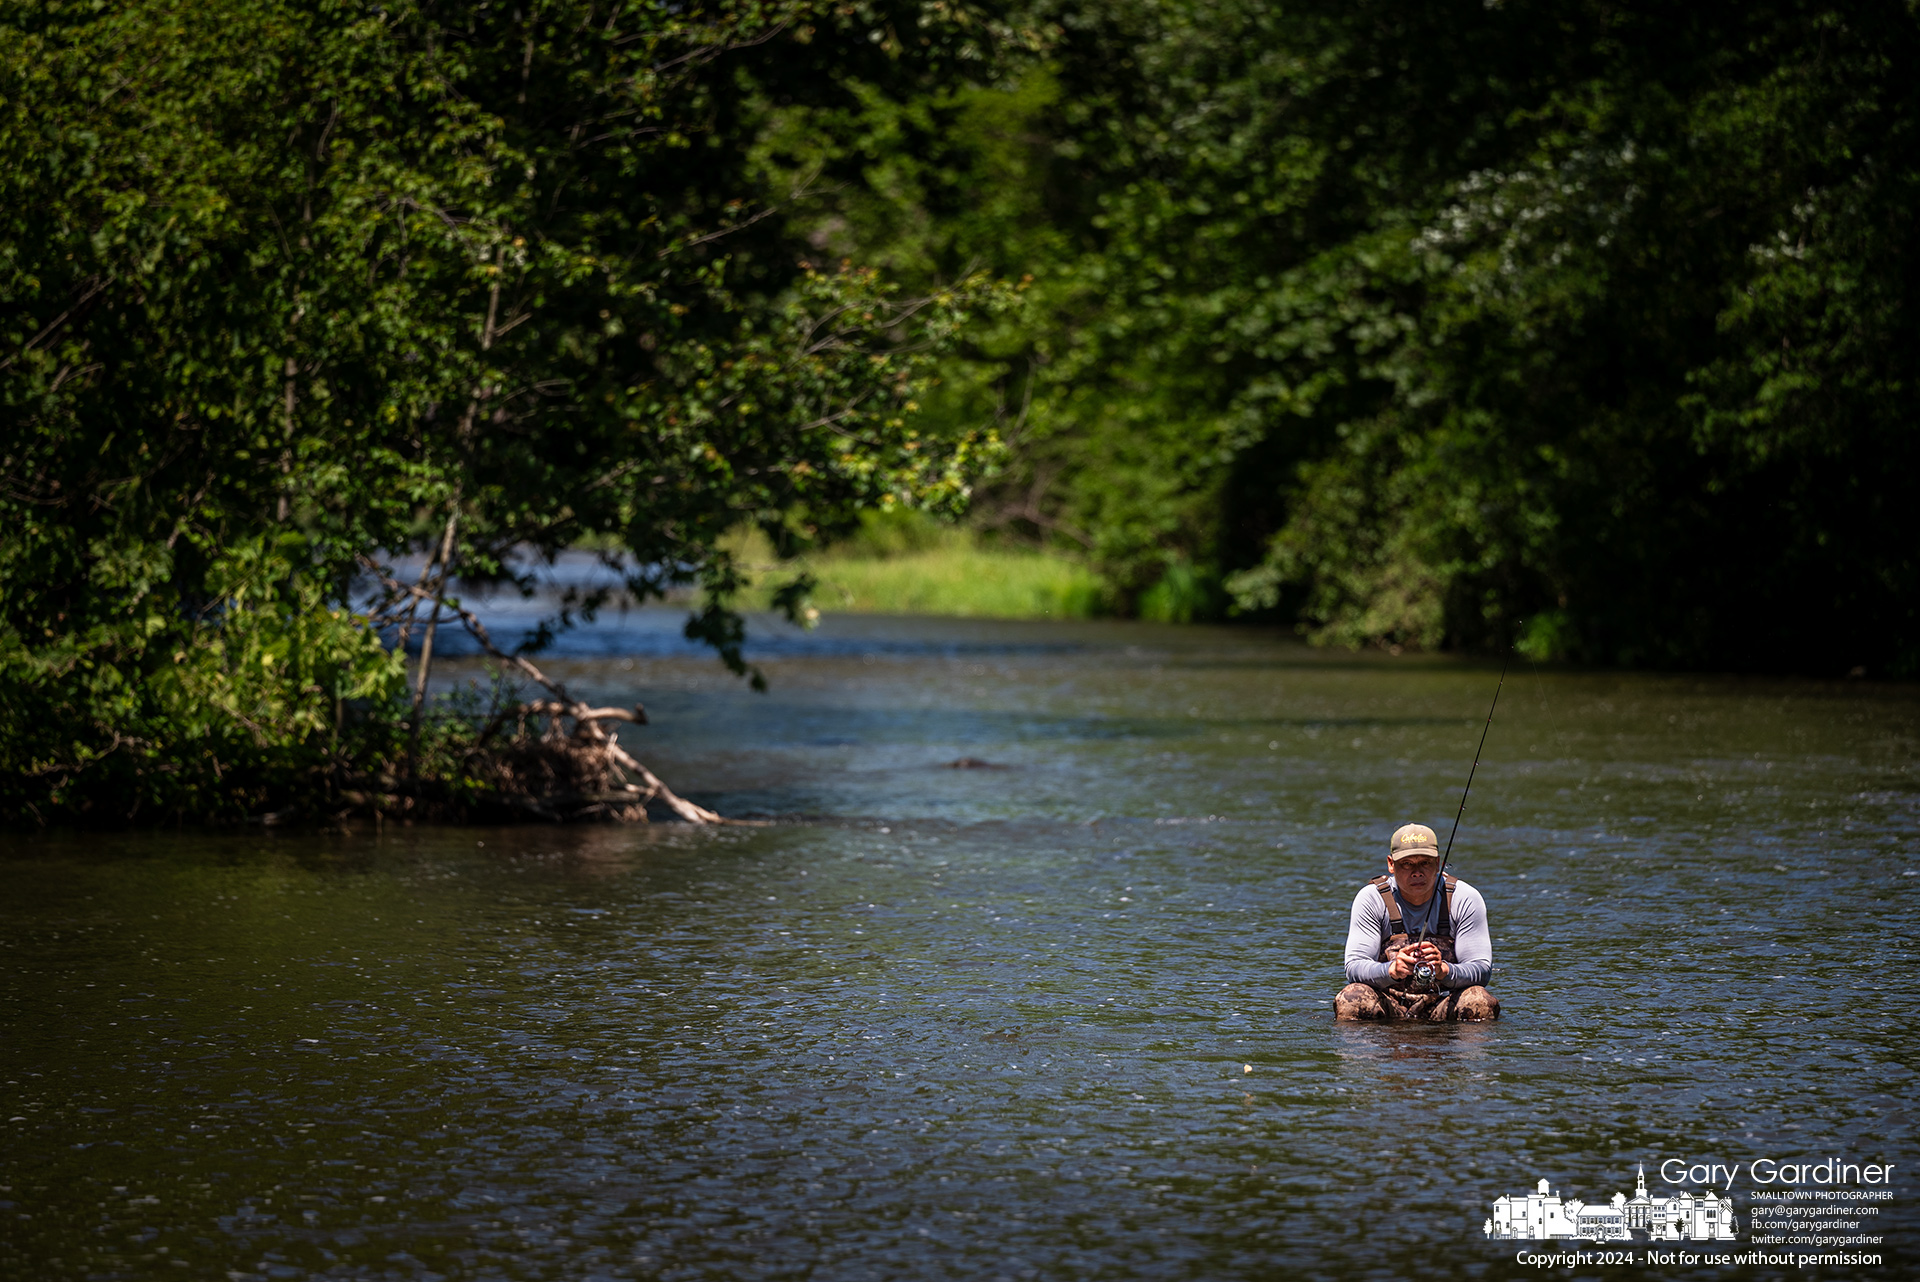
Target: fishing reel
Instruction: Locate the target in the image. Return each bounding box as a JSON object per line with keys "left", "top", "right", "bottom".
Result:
{"left": 1398, "top": 940, "right": 1440, "bottom": 991}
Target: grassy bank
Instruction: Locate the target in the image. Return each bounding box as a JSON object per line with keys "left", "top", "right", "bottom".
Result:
{"left": 727, "top": 517, "right": 1110, "bottom": 619}
{"left": 802, "top": 545, "right": 1105, "bottom": 618}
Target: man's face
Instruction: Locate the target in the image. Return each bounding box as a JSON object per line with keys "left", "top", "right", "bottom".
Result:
{"left": 1391, "top": 854, "right": 1438, "bottom": 904}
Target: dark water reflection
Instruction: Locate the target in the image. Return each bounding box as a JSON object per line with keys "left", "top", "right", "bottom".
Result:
{"left": 4, "top": 614, "right": 1918, "bottom": 1280}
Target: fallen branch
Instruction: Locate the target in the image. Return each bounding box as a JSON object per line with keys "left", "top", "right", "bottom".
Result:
{"left": 602, "top": 734, "right": 726, "bottom": 824}
{"left": 519, "top": 699, "right": 648, "bottom": 725}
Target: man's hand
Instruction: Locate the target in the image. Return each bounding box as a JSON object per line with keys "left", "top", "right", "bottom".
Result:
{"left": 1385, "top": 945, "right": 1417, "bottom": 982}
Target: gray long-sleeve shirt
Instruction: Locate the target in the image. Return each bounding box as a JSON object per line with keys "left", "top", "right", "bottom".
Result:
{"left": 1343, "top": 876, "right": 1494, "bottom": 990}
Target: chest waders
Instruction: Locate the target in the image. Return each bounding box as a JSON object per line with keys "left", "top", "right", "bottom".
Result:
{"left": 1367, "top": 873, "right": 1460, "bottom": 1020}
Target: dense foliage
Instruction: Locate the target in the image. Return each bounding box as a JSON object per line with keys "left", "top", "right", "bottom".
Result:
{"left": 6, "top": 0, "right": 1913, "bottom": 824}
{"left": 786, "top": 0, "right": 1918, "bottom": 671}
{"left": 1, "top": 0, "right": 1013, "bottom": 822}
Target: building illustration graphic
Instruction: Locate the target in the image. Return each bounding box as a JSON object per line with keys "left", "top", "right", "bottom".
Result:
{"left": 1485, "top": 1165, "right": 1737, "bottom": 1242}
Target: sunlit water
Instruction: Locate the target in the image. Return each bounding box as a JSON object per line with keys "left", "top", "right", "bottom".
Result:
{"left": 5, "top": 614, "right": 1917, "bottom": 1280}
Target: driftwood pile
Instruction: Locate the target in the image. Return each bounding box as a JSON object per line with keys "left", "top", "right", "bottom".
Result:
{"left": 360, "top": 556, "right": 731, "bottom": 824}
{"left": 466, "top": 694, "right": 726, "bottom": 824}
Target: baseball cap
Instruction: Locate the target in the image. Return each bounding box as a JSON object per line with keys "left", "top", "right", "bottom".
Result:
{"left": 1389, "top": 822, "right": 1440, "bottom": 861}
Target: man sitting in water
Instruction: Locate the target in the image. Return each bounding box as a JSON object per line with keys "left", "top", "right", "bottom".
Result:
{"left": 1335, "top": 823, "right": 1500, "bottom": 1021}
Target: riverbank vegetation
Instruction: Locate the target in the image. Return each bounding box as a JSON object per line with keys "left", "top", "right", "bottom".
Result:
{"left": 780, "top": 0, "right": 1917, "bottom": 675}
{"left": 1, "top": 0, "right": 1019, "bottom": 824}
{"left": 5, "top": 0, "right": 1914, "bottom": 825}
{"left": 725, "top": 513, "right": 1107, "bottom": 618}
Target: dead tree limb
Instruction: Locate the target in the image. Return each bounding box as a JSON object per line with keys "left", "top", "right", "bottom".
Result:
{"left": 411, "top": 509, "right": 460, "bottom": 712}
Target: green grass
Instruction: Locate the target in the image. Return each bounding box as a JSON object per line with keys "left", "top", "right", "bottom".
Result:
{"left": 725, "top": 520, "right": 1110, "bottom": 619}
{"left": 803, "top": 545, "right": 1107, "bottom": 618}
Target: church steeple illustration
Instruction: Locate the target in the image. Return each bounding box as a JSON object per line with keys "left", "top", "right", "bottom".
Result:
{"left": 1489, "top": 1163, "right": 1728, "bottom": 1242}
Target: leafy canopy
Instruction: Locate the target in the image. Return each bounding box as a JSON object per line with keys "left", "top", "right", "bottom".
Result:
{"left": 1, "top": 0, "right": 1020, "bottom": 822}
{"left": 779, "top": 0, "right": 1920, "bottom": 671}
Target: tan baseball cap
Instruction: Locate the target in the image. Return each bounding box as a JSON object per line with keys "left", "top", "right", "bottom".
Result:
{"left": 1389, "top": 823, "right": 1440, "bottom": 861}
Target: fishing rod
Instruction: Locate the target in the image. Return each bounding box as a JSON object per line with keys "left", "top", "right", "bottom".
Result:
{"left": 1436, "top": 649, "right": 1510, "bottom": 889}
{"left": 1411, "top": 649, "right": 1511, "bottom": 984}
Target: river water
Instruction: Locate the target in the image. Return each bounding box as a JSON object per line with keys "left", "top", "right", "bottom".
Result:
{"left": 4, "top": 613, "right": 1917, "bottom": 1280}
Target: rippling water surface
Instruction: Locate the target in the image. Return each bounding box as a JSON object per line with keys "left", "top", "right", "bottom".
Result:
{"left": 5, "top": 614, "right": 1918, "bottom": 1280}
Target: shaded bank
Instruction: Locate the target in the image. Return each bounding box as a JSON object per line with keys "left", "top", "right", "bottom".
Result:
{"left": 778, "top": 0, "right": 1920, "bottom": 672}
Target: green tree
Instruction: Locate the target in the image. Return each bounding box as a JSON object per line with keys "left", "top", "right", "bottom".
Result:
{"left": 784, "top": 0, "right": 1918, "bottom": 671}
{"left": 1, "top": 0, "right": 1016, "bottom": 823}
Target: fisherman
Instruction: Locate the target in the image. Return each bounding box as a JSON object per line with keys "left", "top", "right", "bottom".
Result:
{"left": 1335, "top": 822, "right": 1499, "bottom": 1021}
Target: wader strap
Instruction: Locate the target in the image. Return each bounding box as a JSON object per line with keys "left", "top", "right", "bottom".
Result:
{"left": 1370, "top": 875, "right": 1403, "bottom": 935}
{"left": 1444, "top": 874, "right": 1457, "bottom": 929}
